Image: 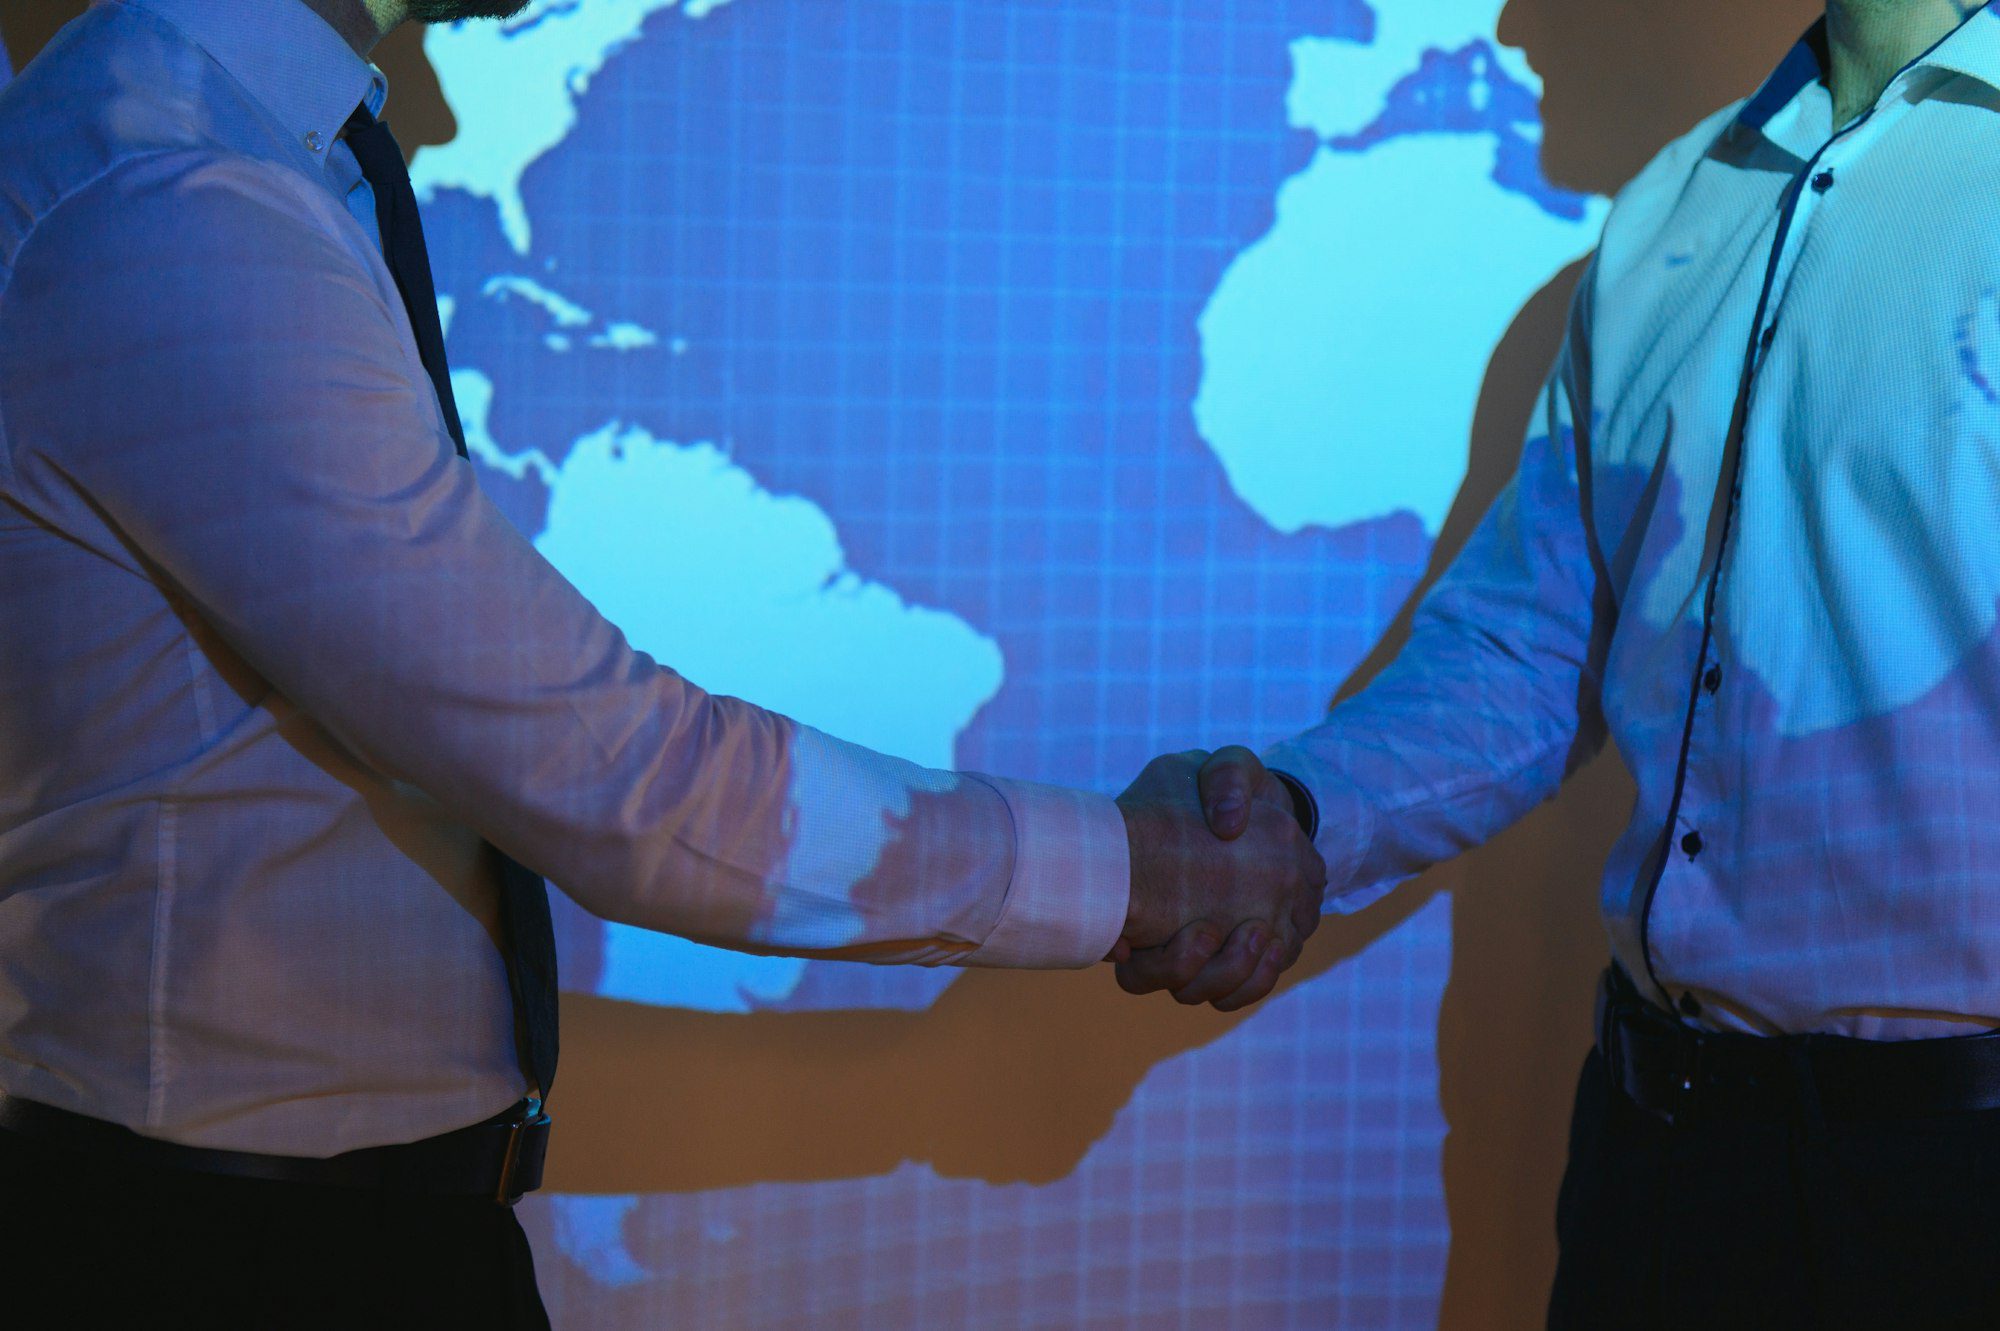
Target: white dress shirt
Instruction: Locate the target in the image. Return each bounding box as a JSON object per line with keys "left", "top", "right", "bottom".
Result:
{"left": 1271, "top": 9, "right": 2000, "bottom": 1038}
{"left": 0, "top": 0, "right": 1128, "bottom": 1155}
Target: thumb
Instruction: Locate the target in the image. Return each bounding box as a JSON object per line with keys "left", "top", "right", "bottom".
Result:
{"left": 1198, "top": 744, "right": 1263, "bottom": 840}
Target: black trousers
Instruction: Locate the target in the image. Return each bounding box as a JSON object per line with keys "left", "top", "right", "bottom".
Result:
{"left": 0, "top": 1125, "right": 550, "bottom": 1329}
{"left": 1548, "top": 1046, "right": 2000, "bottom": 1330}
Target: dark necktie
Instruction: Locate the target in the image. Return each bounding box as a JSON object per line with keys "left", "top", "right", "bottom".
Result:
{"left": 343, "top": 104, "right": 560, "bottom": 1102}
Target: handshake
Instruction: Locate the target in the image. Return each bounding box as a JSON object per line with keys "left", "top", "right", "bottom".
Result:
{"left": 1110, "top": 748, "right": 1327, "bottom": 1012}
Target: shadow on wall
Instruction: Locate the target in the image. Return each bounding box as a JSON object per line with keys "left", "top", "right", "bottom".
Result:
{"left": 3, "top": 2, "right": 1820, "bottom": 1327}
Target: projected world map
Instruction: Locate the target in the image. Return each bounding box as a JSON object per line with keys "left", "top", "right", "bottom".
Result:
{"left": 99, "top": 0, "right": 1604, "bottom": 1324}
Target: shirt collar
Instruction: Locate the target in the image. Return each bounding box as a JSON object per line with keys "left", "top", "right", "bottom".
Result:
{"left": 1738, "top": 3, "right": 2000, "bottom": 135}
{"left": 1916, "top": 0, "right": 2000, "bottom": 92}
{"left": 127, "top": 0, "right": 385, "bottom": 159}
{"left": 1736, "top": 20, "right": 1830, "bottom": 134}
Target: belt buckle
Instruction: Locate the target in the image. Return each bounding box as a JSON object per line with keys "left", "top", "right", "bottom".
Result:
{"left": 494, "top": 1097, "right": 550, "bottom": 1206}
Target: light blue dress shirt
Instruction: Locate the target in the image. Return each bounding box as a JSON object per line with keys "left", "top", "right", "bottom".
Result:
{"left": 1271, "top": 9, "right": 2000, "bottom": 1039}
{"left": 0, "top": 0, "right": 1128, "bottom": 1155}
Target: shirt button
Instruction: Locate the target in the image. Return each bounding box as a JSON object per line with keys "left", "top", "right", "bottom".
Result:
{"left": 1810, "top": 169, "right": 1835, "bottom": 193}
{"left": 305, "top": 130, "right": 327, "bottom": 153}
{"left": 1681, "top": 829, "right": 1704, "bottom": 858}
{"left": 1703, "top": 664, "right": 1722, "bottom": 693}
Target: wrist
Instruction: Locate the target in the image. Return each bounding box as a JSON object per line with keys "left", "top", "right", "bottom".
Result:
{"left": 1268, "top": 769, "right": 1319, "bottom": 840}
{"left": 1117, "top": 800, "right": 1145, "bottom": 940}
{"left": 1115, "top": 799, "right": 1169, "bottom": 946}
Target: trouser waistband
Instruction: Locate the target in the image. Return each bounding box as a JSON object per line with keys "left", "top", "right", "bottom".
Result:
{"left": 0, "top": 1093, "right": 550, "bottom": 1205}
{"left": 1596, "top": 966, "right": 2000, "bottom": 1129}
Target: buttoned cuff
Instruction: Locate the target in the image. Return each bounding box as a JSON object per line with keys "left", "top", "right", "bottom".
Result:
{"left": 959, "top": 774, "right": 1130, "bottom": 969}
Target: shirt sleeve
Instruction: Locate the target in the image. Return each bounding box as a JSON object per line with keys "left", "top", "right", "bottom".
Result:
{"left": 1263, "top": 257, "right": 1614, "bottom": 911}
{"left": 0, "top": 150, "right": 1129, "bottom": 969}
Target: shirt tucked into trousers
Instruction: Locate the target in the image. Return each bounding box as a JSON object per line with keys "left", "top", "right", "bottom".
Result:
{"left": 0, "top": 0, "right": 1129, "bottom": 1325}
{"left": 1258, "top": 5, "right": 2000, "bottom": 1324}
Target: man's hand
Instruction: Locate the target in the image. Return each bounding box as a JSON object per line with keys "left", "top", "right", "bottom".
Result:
{"left": 1112, "top": 748, "right": 1325, "bottom": 1012}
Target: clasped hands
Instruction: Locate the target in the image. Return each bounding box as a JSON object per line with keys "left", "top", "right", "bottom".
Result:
{"left": 1112, "top": 748, "right": 1326, "bottom": 1011}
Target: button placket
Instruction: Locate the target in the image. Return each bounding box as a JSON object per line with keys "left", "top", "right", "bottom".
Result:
{"left": 1631, "top": 43, "right": 1953, "bottom": 1012}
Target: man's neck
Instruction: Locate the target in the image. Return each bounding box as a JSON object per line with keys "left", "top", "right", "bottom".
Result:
{"left": 302, "top": 0, "right": 408, "bottom": 58}
{"left": 1825, "top": 0, "right": 1984, "bottom": 124}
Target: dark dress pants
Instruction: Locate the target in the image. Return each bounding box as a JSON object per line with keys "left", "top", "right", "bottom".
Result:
{"left": 0, "top": 1124, "right": 550, "bottom": 1329}
{"left": 1548, "top": 1046, "right": 2000, "bottom": 1330}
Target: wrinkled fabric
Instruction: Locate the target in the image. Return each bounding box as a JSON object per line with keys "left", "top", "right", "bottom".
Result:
{"left": 1270, "top": 10, "right": 2000, "bottom": 1039}
{"left": 0, "top": 0, "right": 1127, "bottom": 1154}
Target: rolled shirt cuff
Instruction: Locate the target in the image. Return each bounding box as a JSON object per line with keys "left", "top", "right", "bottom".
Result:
{"left": 959, "top": 773, "right": 1130, "bottom": 969}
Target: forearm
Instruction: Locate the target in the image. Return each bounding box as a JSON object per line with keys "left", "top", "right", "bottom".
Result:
{"left": 188, "top": 432, "right": 1131, "bottom": 971}
{"left": 470, "top": 671, "right": 1130, "bottom": 969}
{"left": 0, "top": 153, "right": 1130, "bottom": 973}
{"left": 1265, "top": 611, "right": 1605, "bottom": 909}
{"left": 1267, "top": 345, "right": 1611, "bottom": 907}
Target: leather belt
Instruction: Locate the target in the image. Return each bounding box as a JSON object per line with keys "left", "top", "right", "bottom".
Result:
{"left": 0, "top": 1093, "right": 551, "bottom": 1205}
{"left": 1597, "top": 966, "right": 2000, "bottom": 1128}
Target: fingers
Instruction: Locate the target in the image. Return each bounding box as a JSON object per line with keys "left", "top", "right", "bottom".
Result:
{"left": 1169, "top": 813, "right": 1319, "bottom": 1006}
{"left": 1166, "top": 917, "right": 1291, "bottom": 1007}
{"left": 1211, "top": 933, "right": 1289, "bottom": 1012}
{"left": 1118, "top": 746, "right": 1323, "bottom": 988}
{"left": 1119, "top": 915, "right": 1297, "bottom": 1011}
{"left": 1197, "top": 745, "right": 1265, "bottom": 840}
{"left": 1116, "top": 921, "right": 1221, "bottom": 994}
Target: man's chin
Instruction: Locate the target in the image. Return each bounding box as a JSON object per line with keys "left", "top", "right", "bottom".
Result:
{"left": 406, "top": 0, "right": 535, "bottom": 21}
